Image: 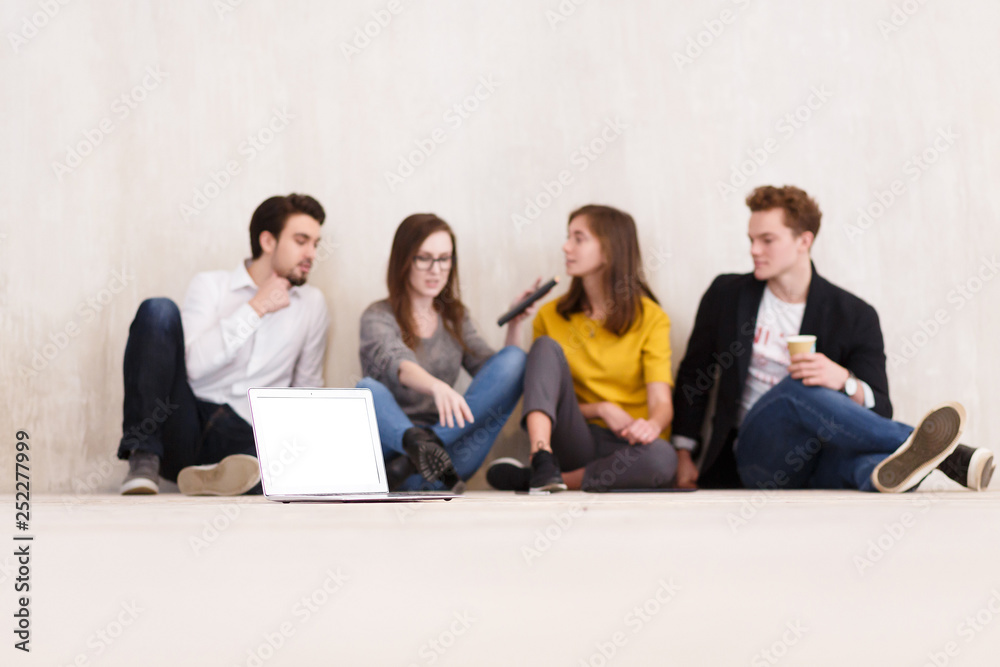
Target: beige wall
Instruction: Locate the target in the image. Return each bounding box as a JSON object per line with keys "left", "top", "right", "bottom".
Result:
{"left": 2, "top": 0, "right": 999, "bottom": 492}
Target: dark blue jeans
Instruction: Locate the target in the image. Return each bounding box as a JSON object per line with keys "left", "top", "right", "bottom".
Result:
{"left": 116, "top": 298, "right": 258, "bottom": 485}
{"left": 356, "top": 346, "right": 527, "bottom": 490}
{"left": 735, "top": 376, "right": 914, "bottom": 492}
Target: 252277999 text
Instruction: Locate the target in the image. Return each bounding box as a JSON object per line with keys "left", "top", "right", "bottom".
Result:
{"left": 14, "top": 430, "right": 32, "bottom": 653}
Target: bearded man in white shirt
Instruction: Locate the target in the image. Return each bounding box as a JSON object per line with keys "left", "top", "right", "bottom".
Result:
{"left": 117, "top": 193, "right": 329, "bottom": 495}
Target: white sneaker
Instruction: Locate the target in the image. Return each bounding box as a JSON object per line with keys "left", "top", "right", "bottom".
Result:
{"left": 177, "top": 454, "right": 261, "bottom": 496}
{"left": 872, "top": 402, "right": 966, "bottom": 493}
{"left": 939, "top": 445, "right": 995, "bottom": 491}
{"left": 968, "top": 449, "right": 996, "bottom": 491}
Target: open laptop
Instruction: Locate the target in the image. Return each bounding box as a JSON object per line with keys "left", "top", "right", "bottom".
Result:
{"left": 247, "top": 387, "right": 456, "bottom": 503}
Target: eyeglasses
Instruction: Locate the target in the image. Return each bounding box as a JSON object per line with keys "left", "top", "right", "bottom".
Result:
{"left": 413, "top": 255, "right": 453, "bottom": 271}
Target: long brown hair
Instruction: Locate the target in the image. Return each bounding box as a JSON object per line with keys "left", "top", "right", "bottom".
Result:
{"left": 556, "top": 204, "right": 659, "bottom": 335}
{"left": 387, "top": 213, "right": 468, "bottom": 350}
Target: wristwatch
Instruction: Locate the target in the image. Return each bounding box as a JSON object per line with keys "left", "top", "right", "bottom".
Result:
{"left": 843, "top": 371, "right": 858, "bottom": 397}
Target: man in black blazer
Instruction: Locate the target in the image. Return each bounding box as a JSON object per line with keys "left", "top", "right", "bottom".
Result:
{"left": 671, "top": 185, "right": 993, "bottom": 493}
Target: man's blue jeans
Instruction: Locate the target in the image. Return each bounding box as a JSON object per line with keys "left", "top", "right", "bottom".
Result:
{"left": 116, "top": 298, "right": 258, "bottom": 487}
{"left": 735, "top": 376, "right": 914, "bottom": 492}
{"left": 356, "top": 346, "right": 527, "bottom": 490}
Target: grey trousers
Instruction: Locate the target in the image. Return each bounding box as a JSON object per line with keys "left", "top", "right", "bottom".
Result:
{"left": 522, "top": 336, "right": 678, "bottom": 491}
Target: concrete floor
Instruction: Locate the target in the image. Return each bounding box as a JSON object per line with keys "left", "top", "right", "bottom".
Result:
{"left": 7, "top": 487, "right": 1000, "bottom": 666}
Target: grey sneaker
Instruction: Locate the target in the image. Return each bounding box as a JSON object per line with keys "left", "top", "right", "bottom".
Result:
{"left": 121, "top": 451, "right": 160, "bottom": 495}
{"left": 873, "top": 402, "right": 966, "bottom": 493}
{"left": 177, "top": 454, "right": 261, "bottom": 496}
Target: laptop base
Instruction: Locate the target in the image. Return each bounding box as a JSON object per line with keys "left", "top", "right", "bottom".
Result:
{"left": 268, "top": 491, "right": 456, "bottom": 503}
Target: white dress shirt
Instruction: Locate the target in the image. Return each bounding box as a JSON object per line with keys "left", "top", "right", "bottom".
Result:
{"left": 181, "top": 261, "right": 329, "bottom": 423}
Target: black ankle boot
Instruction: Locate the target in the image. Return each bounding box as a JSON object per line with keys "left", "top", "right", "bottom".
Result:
{"left": 401, "top": 427, "right": 465, "bottom": 493}
{"left": 385, "top": 454, "right": 417, "bottom": 491}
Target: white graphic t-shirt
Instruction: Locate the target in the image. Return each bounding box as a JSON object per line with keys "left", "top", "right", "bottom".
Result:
{"left": 738, "top": 286, "right": 806, "bottom": 424}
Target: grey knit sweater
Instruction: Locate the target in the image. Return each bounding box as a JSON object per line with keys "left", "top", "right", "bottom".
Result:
{"left": 359, "top": 300, "right": 495, "bottom": 423}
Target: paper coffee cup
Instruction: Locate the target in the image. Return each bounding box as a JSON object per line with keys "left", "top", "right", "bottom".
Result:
{"left": 787, "top": 335, "right": 816, "bottom": 357}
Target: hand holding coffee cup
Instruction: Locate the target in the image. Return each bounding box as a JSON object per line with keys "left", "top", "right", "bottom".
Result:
{"left": 787, "top": 335, "right": 848, "bottom": 390}
{"left": 787, "top": 335, "right": 817, "bottom": 358}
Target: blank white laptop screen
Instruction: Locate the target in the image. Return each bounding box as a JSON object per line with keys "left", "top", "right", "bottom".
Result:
{"left": 248, "top": 389, "right": 386, "bottom": 495}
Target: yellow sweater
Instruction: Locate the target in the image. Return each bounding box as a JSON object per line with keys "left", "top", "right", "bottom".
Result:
{"left": 532, "top": 296, "right": 672, "bottom": 435}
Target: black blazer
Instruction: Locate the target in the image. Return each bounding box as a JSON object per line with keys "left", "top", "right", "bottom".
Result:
{"left": 672, "top": 263, "right": 892, "bottom": 481}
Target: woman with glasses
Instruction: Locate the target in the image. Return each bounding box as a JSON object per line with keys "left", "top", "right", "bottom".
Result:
{"left": 357, "top": 213, "right": 534, "bottom": 492}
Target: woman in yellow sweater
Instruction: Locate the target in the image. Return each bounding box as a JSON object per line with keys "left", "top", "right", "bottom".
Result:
{"left": 488, "top": 204, "right": 690, "bottom": 492}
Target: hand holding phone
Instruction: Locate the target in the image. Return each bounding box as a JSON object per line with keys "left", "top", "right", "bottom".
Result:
{"left": 497, "top": 277, "right": 559, "bottom": 326}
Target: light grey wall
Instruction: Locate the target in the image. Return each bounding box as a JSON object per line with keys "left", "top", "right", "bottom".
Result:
{"left": 2, "top": 0, "right": 998, "bottom": 492}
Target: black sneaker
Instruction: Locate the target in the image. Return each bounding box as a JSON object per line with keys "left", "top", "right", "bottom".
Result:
{"left": 486, "top": 457, "right": 530, "bottom": 491}
{"left": 120, "top": 450, "right": 160, "bottom": 495}
{"left": 402, "top": 427, "right": 466, "bottom": 494}
{"left": 872, "top": 402, "right": 966, "bottom": 493}
{"left": 530, "top": 449, "right": 567, "bottom": 493}
{"left": 939, "top": 444, "right": 995, "bottom": 491}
